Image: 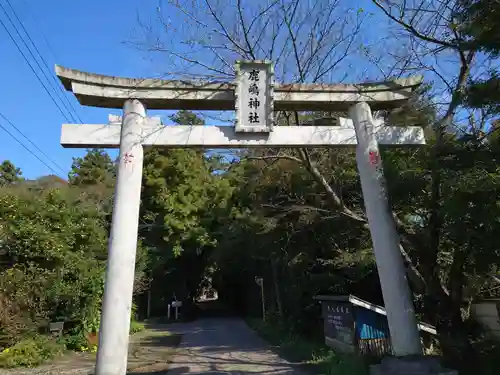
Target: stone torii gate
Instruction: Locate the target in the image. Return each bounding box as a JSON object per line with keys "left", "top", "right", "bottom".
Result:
{"left": 57, "top": 63, "right": 425, "bottom": 375}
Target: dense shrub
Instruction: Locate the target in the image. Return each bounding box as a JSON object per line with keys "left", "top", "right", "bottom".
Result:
{"left": 0, "top": 335, "right": 63, "bottom": 368}
{"left": 0, "top": 187, "right": 109, "bottom": 347}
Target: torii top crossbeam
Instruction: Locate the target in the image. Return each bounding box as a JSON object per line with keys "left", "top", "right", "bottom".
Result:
{"left": 55, "top": 65, "right": 422, "bottom": 111}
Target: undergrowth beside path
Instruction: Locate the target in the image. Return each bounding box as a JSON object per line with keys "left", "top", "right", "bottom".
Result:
{"left": 0, "top": 323, "right": 181, "bottom": 374}
{"left": 246, "top": 318, "right": 368, "bottom": 375}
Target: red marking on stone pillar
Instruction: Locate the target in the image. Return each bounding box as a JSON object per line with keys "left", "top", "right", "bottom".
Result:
{"left": 124, "top": 152, "right": 134, "bottom": 165}
{"left": 369, "top": 150, "right": 379, "bottom": 166}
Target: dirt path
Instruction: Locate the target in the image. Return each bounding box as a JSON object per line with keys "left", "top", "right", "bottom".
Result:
{"left": 167, "top": 318, "right": 306, "bottom": 375}
{"left": 0, "top": 324, "right": 180, "bottom": 375}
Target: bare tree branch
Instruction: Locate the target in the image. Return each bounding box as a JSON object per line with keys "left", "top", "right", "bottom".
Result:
{"left": 247, "top": 155, "right": 303, "bottom": 164}
{"left": 203, "top": 0, "right": 251, "bottom": 58}
{"left": 237, "top": 0, "right": 256, "bottom": 59}
{"left": 372, "top": 1, "right": 458, "bottom": 49}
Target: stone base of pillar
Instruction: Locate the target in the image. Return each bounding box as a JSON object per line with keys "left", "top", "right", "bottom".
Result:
{"left": 370, "top": 356, "right": 457, "bottom": 375}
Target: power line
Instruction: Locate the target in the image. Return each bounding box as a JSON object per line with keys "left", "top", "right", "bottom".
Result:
{"left": 5, "top": 0, "right": 83, "bottom": 123}
{"left": 0, "top": 115, "right": 61, "bottom": 176}
{"left": 0, "top": 7, "right": 73, "bottom": 122}
{"left": 20, "top": 0, "right": 59, "bottom": 64}
{"left": 0, "top": 111, "right": 66, "bottom": 175}
{"left": 0, "top": 1, "right": 76, "bottom": 122}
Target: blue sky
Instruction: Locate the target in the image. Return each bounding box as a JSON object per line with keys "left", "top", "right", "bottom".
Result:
{"left": 0, "top": 0, "right": 164, "bottom": 179}
{"left": 0, "top": 0, "right": 474, "bottom": 180}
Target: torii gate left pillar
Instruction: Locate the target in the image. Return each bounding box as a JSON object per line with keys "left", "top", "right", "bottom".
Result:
{"left": 96, "top": 100, "right": 145, "bottom": 375}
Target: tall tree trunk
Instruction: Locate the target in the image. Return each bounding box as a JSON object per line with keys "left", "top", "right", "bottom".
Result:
{"left": 438, "top": 247, "right": 473, "bottom": 370}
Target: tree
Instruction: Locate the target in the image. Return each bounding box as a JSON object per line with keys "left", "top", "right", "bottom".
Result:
{"left": 170, "top": 110, "right": 205, "bottom": 126}
{"left": 32, "top": 175, "right": 68, "bottom": 189}
{"left": 134, "top": 1, "right": 367, "bottom": 83}
{"left": 211, "top": 153, "right": 377, "bottom": 331}
{"left": 371, "top": 0, "right": 500, "bottom": 365}
{"left": 139, "top": 111, "right": 233, "bottom": 314}
{"left": 68, "top": 149, "right": 116, "bottom": 186}
{"left": 0, "top": 161, "right": 22, "bottom": 186}
{"left": 460, "top": 0, "right": 500, "bottom": 114}
{"left": 460, "top": 0, "right": 500, "bottom": 54}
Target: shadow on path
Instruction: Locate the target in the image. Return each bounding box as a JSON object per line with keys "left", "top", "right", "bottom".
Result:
{"left": 164, "top": 318, "right": 306, "bottom": 375}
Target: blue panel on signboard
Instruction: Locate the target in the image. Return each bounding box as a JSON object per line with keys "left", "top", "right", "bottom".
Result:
{"left": 355, "top": 308, "right": 387, "bottom": 339}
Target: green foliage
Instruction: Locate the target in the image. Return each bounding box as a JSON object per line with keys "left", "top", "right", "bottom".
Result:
{"left": 211, "top": 149, "right": 376, "bottom": 333}
{"left": 459, "top": 0, "right": 500, "bottom": 114}
{"left": 62, "top": 331, "right": 89, "bottom": 352}
{"left": 0, "top": 160, "right": 22, "bottom": 186}
{"left": 0, "top": 186, "right": 109, "bottom": 347}
{"left": 129, "top": 320, "right": 145, "bottom": 334}
{"left": 68, "top": 148, "right": 116, "bottom": 186}
{"left": 140, "top": 111, "right": 233, "bottom": 312}
{"left": 460, "top": 0, "right": 500, "bottom": 55}
{"left": 0, "top": 335, "right": 63, "bottom": 368}
{"left": 465, "top": 73, "right": 500, "bottom": 113}
{"left": 142, "top": 148, "right": 231, "bottom": 255}
{"left": 169, "top": 110, "right": 205, "bottom": 125}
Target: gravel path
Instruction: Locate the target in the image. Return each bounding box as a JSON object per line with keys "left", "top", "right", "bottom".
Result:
{"left": 166, "top": 318, "right": 306, "bottom": 375}
{"left": 0, "top": 318, "right": 306, "bottom": 375}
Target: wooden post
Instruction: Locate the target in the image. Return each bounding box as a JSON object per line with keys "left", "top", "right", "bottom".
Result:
{"left": 146, "top": 289, "right": 151, "bottom": 319}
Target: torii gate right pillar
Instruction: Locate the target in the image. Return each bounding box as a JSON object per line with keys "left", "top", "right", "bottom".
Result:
{"left": 350, "top": 102, "right": 422, "bottom": 356}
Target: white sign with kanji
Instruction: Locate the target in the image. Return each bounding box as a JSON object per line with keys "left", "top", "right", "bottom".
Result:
{"left": 235, "top": 60, "right": 274, "bottom": 132}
